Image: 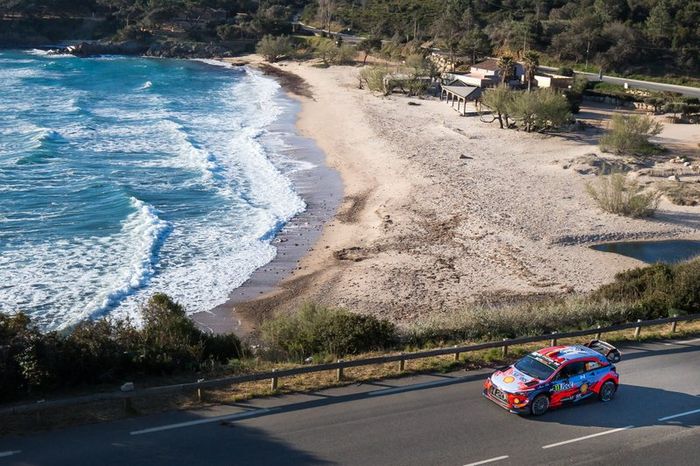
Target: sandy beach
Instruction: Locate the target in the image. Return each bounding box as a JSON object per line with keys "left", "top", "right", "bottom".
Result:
{"left": 215, "top": 57, "right": 700, "bottom": 334}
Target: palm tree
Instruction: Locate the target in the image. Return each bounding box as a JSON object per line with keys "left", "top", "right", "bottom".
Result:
{"left": 523, "top": 50, "right": 540, "bottom": 92}
{"left": 497, "top": 55, "right": 515, "bottom": 85}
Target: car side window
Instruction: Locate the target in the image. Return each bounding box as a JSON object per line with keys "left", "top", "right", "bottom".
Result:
{"left": 560, "top": 362, "right": 586, "bottom": 378}
{"left": 585, "top": 361, "right": 602, "bottom": 372}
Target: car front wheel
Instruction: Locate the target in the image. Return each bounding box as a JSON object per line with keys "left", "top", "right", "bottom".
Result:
{"left": 531, "top": 394, "right": 550, "bottom": 416}
{"left": 599, "top": 380, "right": 617, "bottom": 402}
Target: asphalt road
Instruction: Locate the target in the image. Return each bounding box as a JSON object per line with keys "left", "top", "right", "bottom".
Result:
{"left": 1, "top": 338, "right": 699, "bottom": 465}
{"left": 538, "top": 65, "right": 700, "bottom": 98}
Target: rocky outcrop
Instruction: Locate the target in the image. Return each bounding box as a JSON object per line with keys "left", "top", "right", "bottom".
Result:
{"left": 47, "top": 39, "right": 253, "bottom": 59}
{"left": 49, "top": 41, "right": 148, "bottom": 57}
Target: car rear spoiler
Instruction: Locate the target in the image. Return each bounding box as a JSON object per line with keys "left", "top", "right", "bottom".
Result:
{"left": 585, "top": 339, "right": 622, "bottom": 363}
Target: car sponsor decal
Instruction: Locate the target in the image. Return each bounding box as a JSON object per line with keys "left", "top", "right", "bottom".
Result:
{"left": 552, "top": 381, "right": 573, "bottom": 392}
{"left": 580, "top": 383, "right": 589, "bottom": 394}
{"left": 503, "top": 376, "right": 515, "bottom": 384}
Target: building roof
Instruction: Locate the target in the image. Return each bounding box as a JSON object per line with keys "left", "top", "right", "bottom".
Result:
{"left": 442, "top": 85, "right": 481, "bottom": 99}
{"left": 472, "top": 58, "right": 500, "bottom": 71}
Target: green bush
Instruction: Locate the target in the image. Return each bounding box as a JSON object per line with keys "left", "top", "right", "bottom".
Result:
{"left": 594, "top": 258, "right": 700, "bottom": 317}
{"left": 359, "top": 66, "right": 391, "bottom": 93}
{"left": 256, "top": 34, "right": 293, "bottom": 63}
{"left": 261, "top": 304, "right": 397, "bottom": 361}
{"left": 0, "top": 294, "right": 244, "bottom": 402}
{"left": 600, "top": 113, "right": 664, "bottom": 155}
{"left": 586, "top": 173, "right": 660, "bottom": 217}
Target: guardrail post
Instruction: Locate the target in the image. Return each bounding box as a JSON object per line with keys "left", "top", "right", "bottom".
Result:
{"left": 595, "top": 325, "right": 602, "bottom": 340}
{"left": 634, "top": 319, "right": 642, "bottom": 339}
{"left": 270, "top": 369, "right": 278, "bottom": 391}
{"left": 550, "top": 332, "right": 558, "bottom": 346}
{"left": 398, "top": 355, "right": 405, "bottom": 372}
{"left": 197, "top": 388, "right": 202, "bottom": 402}
{"left": 502, "top": 338, "right": 508, "bottom": 357}
{"left": 671, "top": 320, "right": 677, "bottom": 333}
{"left": 123, "top": 397, "right": 133, "bottom": 414}
{"left": 336, "top": 360, "right": 344, "bottom": 381}
{"left": 453, "top": 345, "right": 460, "bottom": 361}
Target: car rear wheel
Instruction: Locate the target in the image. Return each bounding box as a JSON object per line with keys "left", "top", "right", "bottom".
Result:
{"left": 531, "top": 394, "right": 550, "bottom": 416}
{"left": 599, "top": 380, "right": 617, "bottom": 402}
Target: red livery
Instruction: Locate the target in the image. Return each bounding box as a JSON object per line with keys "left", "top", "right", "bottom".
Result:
{"left": 483, "top": 340, "right": 621, "bottom": 416}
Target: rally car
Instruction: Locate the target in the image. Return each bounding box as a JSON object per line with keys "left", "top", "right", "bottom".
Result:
{"left": 483, "top": 340, "right": 621, "bottom": 416}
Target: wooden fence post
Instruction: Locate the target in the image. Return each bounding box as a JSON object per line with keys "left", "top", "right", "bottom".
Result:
{"left": 270, "top": 369, "right": 278, "bottom": 391}
{"left": 550, "top": 332, "right": 558, "bottom": 346}
{"left": 671, "top": 320, "right": 677, "bottom": 333}
{"left": 398, "top": 356, "right": 405, "bottom": 372}
{"left": 336, "top": 360, "right": 344, "bottom": 381}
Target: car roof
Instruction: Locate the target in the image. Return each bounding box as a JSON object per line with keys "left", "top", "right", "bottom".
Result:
{"left": 534, "top": 345, "right": 604, "bottom": 365}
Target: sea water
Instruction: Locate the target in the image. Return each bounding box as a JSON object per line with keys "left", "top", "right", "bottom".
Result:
{"left": 0, "top": 50, "right": 310, "bottom": 330}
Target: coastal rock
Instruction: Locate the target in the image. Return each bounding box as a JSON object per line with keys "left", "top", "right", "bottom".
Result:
{"left": 53, "top": 41, "right": 148, "bottom": 57}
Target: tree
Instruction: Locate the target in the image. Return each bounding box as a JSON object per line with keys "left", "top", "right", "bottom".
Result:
{"left": 357, "top": 37, "right": 382, "bottom": 65}
{"left": 317, "top": 0, "right": 336, "bottom": 35}
{"left": 256, "top": 35, "right": 293, "bottom": 63}
{"left": 481, "top": 85, "right": 514, "bottom": 129}
{"left": 523, "top": 50, "right": 539, "bottom": 91}
{"left": 497, "top": 55, "right": 515, "bottom": 85}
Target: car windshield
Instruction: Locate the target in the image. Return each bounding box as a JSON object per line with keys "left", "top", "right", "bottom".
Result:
{"left": 514, "top": 354, "right": 557, "bottom": 380}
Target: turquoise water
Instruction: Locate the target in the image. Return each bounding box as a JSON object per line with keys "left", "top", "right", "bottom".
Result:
{"left": 0, "top": 50, "right": 309, "bottom": 329}
{"left": 591, "top": 240, "right": 700, "bottom": 264}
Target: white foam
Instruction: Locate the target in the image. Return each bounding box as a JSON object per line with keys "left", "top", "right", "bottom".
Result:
{"left": 0, "top": 56, "right": 313, "bottom": 328}
{"left": 139, "top": 80, "right": 153, "bottom": 90}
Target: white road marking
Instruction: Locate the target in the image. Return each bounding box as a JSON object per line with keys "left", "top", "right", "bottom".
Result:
{"left": 0, "top": 451, "right": 21, "bottom": 458}
{"left": 541, "top": 426, "right": 634, "bottom": 449}
{"left": 130, "top": 408, "right": 277, "bottom": 435}
{"left": 658, "top": 408, "right": 700, "bottom": 421}
{"left": 463, "top": 455, "right": 509, "bottom": 466}
{"left": 368, "top": 378, "right": 461, "bottom": 396}
{"left": 662, "top": 338, "right": 700, "bottom": 346}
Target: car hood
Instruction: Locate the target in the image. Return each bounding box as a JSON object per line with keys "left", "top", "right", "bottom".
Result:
{"left": 491, "top": 366, "right": 541, "bottom": 392}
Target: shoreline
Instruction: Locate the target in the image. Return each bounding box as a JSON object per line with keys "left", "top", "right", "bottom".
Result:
{"left": 204, "top": 59, "right": 700, "bottom": 332}
{"left": 190, "top": 60, "right": 342, "bottom": 336}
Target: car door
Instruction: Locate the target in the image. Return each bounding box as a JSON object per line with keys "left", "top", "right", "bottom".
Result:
{"left": 551, "top": 361, "right": 587, "bottom": 404}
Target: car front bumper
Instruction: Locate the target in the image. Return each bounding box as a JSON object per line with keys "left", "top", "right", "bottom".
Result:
{"left": 482, "top": 389, "right": 530, "bottom": 414}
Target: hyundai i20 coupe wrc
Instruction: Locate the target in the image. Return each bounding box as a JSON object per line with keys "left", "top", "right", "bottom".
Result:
{"left": 483, "top": 340, "right": 622, "bottom": 416}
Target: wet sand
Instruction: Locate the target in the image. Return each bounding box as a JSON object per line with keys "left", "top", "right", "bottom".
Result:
{"left": 190, "top": 64, "right": 342, "bottom": 335}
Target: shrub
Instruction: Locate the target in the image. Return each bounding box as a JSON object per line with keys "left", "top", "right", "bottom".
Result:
{"left": 261, "top": 304, "right": 397, "bottom": 361}
{"left": 335, "top": 44, "right": 356, "bottom": 65}
{"left": 586, "top": 173, "right": 660, "bottom": 217}
{"left": 359, "top": 66, "right": 390, "bottom": 93}
{"left": 600, "top": 113, "right": 664, "bottom": 155}
{"left": 256, "top": 34, "right": 292, "bottom": 63}
{"left": 558, "top": 67, "right": 575, "bottom": 77}
{"left": 594, "top": 258, "right": 700, "bottom": 317}
{"left": 0, "top": 294, "right": 244, "bottom": 401}
{"left": 408, "top": 298, "right": 637, "bottom": 345}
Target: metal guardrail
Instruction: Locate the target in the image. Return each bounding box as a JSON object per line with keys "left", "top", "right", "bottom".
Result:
{"left": 2, "top": 313, "right": 698, "bottom": 415}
